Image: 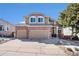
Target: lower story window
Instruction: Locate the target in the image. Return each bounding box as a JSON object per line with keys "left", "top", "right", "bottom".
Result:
{"left": 0, "top": 25, "right": 2, "bottom": 31}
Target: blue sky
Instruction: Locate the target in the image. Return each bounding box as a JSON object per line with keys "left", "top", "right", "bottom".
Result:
{"left": 0, "top": 3, "right": 69, "bottom": 25}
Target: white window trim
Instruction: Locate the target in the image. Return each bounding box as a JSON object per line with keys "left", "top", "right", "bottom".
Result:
{"left": 29, "top": 16, "right": 36, "bottom": 24}
{"left": 37, "top": 16, "right": 45, "bottom": 24}
{"left": 4, "top": 26, "right": 8, "bottom": 31}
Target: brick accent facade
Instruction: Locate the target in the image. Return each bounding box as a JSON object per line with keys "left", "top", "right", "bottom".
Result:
{"left": 16, "top": 26, "right": 27, "bottom": 30}
{"left": 28, "top": 27, "right": 49, "bottom": 30}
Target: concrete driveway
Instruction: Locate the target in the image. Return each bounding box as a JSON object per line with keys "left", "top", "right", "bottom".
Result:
{"left": 0, "top": 38, "right": 68, "bottom": 56}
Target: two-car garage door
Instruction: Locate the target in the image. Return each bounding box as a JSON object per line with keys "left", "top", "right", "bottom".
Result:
{"left": 16, "top": 26, "right": 50, "bottom": 39}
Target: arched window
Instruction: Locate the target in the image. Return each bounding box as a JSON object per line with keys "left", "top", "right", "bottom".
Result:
{"left": 29, "top": 16, "right": 36, "bottom": 24}
{"left": 38, "top": 18, "right": 43, "bottom": 22}
{"left": 37, "top": 16, "right": 45, "bottom": 23}
{"left": 30, "top": 18, "right": 36, "bottom": 22}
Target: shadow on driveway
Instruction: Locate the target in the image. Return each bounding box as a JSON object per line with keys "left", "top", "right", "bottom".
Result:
{"left": 18, "top": 38, "right": 79, "bottom": 46}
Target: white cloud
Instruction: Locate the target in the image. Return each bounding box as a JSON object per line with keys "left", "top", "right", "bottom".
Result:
{"left": 19, "top": 21, "right": 25, "bottom": 24}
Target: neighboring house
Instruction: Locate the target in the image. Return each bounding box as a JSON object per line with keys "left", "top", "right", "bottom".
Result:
{"left": 62, "top": 27, "right": 72, "bottom": 39}
{"left": 62, "top": 27, "right": 79, "bottom": 39}
{"left": 61, "top": 20, "right": 79, "bottom": 39}
{"left": 62, "top": 27, "right": 76, "bottom": 39}
{"left": 0, "top": 19, "right": 15, "bottom": 37}
{"left": 15, "top": 13, "right": 61, "bottom": 39}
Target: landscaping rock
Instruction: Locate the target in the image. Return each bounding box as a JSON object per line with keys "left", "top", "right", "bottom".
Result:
{"left": 63, "top": 45, "right": 79, "bottom": 56}
{"left": 67, "top": 47, "right": 76, "bottom": 52}
{"left": 0, "top": 38, "right": 10, "bottom": 44}
{"left": 75, "top": 48, "right": 79, "bottom": 51}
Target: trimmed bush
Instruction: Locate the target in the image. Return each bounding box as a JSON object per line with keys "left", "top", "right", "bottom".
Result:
{"left": 72, "top": 35, "right": 79, "bottom": 40}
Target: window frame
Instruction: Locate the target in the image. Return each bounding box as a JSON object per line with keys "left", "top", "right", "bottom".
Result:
{"left": 37, "top": 16, "right": 45, "bottom": 24}
{"left": 30, "top": 18, "right": 36, "bottom": 22}
{"left": 29, "top": 16, "right": 36, "bottom": 24}
{"left": 0, "top": 25, "right": 3, "bottom": 31}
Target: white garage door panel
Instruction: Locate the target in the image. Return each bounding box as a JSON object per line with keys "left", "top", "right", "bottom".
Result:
{"left": 29, "top": 30, "right": 48, "bottom": 39}
{"left": 17, "top": 30, "right": 27, "bottom": 39}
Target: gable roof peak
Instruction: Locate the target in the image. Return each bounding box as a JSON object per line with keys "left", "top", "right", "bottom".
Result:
{"left": 29, "top": 12, "right": 45, "bottom": 16}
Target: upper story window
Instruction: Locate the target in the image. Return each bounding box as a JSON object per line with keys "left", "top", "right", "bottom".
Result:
{"left": 30, "top": 18, "right": 36, "bottom": 22}
{"left": 38, "top": 18, "right": 43, "bottom": 22}
{"left": 29, "top": 16, "right": 36, "bottom": 24}
{"left": 38, "top": 16, "right": 45, "bottom": 23}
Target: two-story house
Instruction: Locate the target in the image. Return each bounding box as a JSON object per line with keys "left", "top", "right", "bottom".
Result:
{"left": 0, "top": 19, "right": 15, "bottom": 37}
{"left": 15, "top": 13, "right": 61, "bottom": 39}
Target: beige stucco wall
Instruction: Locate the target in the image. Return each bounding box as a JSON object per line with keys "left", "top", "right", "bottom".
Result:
{"left": 24, "top": 15, "right": 50, "bottom": 25}
{"left": 24, "top": 16, "right": 29, "bottom": 24}
{"left": 45, "top": 16, "right": 50, "bottom": 24}
{"left": 29, "top": 30, "right": 49, "bottom": 39}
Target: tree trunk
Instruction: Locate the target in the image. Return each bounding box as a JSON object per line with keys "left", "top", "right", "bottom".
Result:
{"left": 71, "top": 26, "right": 74, "bottom": 37}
